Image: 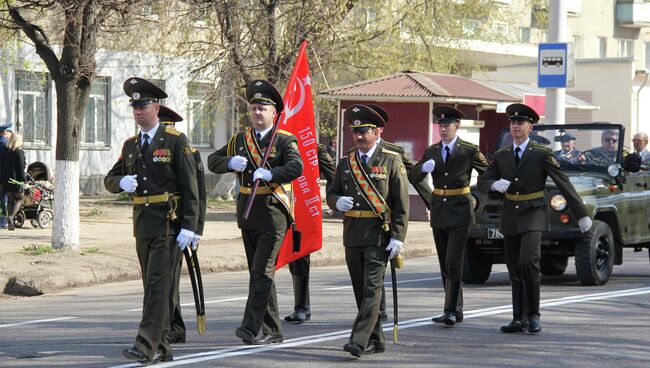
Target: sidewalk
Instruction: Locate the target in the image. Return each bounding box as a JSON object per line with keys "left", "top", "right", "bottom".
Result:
{"left": 0, "top": 197, "right": 435, "bottom": 297}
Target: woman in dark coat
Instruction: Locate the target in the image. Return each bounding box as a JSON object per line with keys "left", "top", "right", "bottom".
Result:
{"left": 1, "top": 132, "right": 26, "bottom": 230}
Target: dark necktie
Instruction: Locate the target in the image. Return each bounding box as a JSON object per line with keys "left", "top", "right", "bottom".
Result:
{"left": 514, "top": 147, "right": 521, "bottom": 166}
{"left": 141, "top": 133, "right": 150, "bottom": 153}
{"left": 361, "top": 154, "right": 368, "bottom": 165}
{"left": 445, "top": 146, "right": 451, "bottom": 165}
{"left": 256, "top": 132, "right": 262, "bottom": 141}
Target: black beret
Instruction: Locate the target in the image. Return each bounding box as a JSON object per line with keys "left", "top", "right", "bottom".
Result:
{"left": 158, "top": 105, "right": 183, "bottom": 125}
{"left": 246, "top": 79, "right": 284, "bottom": 113}
{"left": 433, "top": 106, "right": 464, "bottom": 124}
{"left": 123, "top": 77, "right": 168, "bottom": 107}
{"left": 344, "top": 104, "right": 386, "bottom": 131}
{"left": 506, "top": 103, "right": 540, "bottom": 124}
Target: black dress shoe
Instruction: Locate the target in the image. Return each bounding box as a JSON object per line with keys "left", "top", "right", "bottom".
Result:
{"left": 235, "top": 327, "right": 256, "bottom": 345}
{"left": 151, "top": 351, "right": 174, "bottom": 363}
{"left": 253, "top": 334, "right": 283, "bottom": 345}
{"left": 455, "top": 311, "right": 464, "bottom": 323}
{"left": 170, "top": 334, "right": 186, "bottom": 344}
{"left": 122, "top": 346, "right": 149, "bottom": 362}
{"left": 500, "top": 317, "right": 529, "bottom": 333}
{"left": 343, "top": 342, "right": 364, "bottom": 357}
{"left": 432, "top": 312, "right": 456, "bottom": 326}
{"left": 527, "top": 315, "right": 542, "bottom": 334}
{"left": 364, "top": 343, "right": 386, "bottom": 354}
{"left": 284, "top": 309, "right": 311, "bottom": 324}
{"left": 380, "top": 310, "right": 388, "bottom": 322}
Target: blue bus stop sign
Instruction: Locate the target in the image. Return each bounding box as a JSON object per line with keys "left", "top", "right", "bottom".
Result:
{"left": 538, "top": 43, "right": 568, "bottom": 88}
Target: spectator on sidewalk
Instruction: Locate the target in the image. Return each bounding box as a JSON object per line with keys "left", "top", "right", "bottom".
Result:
{"left": 1, "top": 131, "right": 26, "bottom": 231}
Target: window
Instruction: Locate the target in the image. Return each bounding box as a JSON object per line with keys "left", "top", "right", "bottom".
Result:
{"left": 82, "top": 77, "right": 110, "bottom": 146}
{"left": 187, "top": 83, "right": 215, "bottom": 148}
{"left": 618, "top": 39, "right": 634, "bottom": 58}
{"left": 463, "top": 19, "right": 480, "bottom": 36}
{"left": 520, "top": 27, "right": 531, "bottom": 43}
{"left": 15, "top": 71, "right": 50, "bottom": 146}
{"left": 597, "top": 37, "right": 607, "bottom": 58}
{"left": 492, "top": 21, "right": 508, "bottom": 37}
{"left": 572, "top": 34, "right": 583, "bottom": 58}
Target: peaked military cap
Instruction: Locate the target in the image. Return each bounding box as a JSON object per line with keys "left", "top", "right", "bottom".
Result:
{"left": 367, "top": 104, "right": 389, "bottom": 125}
{"left": 123, "top": 77, "right": 168, "bottom": 107}
{"left": 158, "top": 105, "right": 183, "bottom": 125}
{"left": 345, "top": 104, "right": 386, "bottom": 131}
{"left": 0, "top": 123, "right": 12, "bottom": 132}
{"left": 433, "top": 106, "right": 464, "bottom": 124}
{"left": 246, "top": 79, "right": 284, "bottom": 113}
{"left": 555, "top": 132, "right": 576, "bottom": 142}
{"left": 506, "top": 103, "right": 540, "bottom": 124}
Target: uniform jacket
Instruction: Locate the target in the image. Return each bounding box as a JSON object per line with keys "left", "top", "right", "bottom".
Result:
{"left": 207, "top": 129, "right": 303, "bottom": 230}
{"left": 317, "top": 143, "right": 336, "bottom": 189}
{"left": 326, "top": 145, "right": 409, "bottom": 247}
{"left": 105, "top": 125, "right": 200, "bottom": 239}
{"left": 380, "top": 139, "right": 432, "bottom": 208}
{"left": 1, "top": 148, "right": 26, "bottom": 193}
{"left": 410, "top": 138, "right": 488, "bottom": 228}
{"left": 477, "top": 142, "right": 587, "bottom": 236}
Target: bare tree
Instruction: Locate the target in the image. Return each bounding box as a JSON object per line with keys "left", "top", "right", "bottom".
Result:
{"left": 0, "top": 0, "right": 142, "bottom": 249}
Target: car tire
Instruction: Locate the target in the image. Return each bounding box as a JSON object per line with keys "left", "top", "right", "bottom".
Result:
{"left": 462, "top": 241, "right": 492, "bottom": 284}
{"left": 540, "top": 254, "right": 569, "bottom": 276}
{"left": 575, "top": 220, "right": 615, "bottom": 286}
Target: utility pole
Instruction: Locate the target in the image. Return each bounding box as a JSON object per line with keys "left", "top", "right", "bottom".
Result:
{"left": 546, "top": 0, "right": 567, "bottom": 124}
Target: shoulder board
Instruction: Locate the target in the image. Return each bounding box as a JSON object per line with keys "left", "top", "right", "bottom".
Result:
{"left": 347, "top": 147, "right": 356, "bottom": 154}
{"left": 459, "top": 140, "right": 479, "bottom": 149}
{"left": 127, "top": 135, "right": 138, "bottom": 142}
{"left": 429, "top": 143, "right": 441, "bottom": 149}
{"left": 530, "top": 142, "right": 552, "bottom": 153}
{"left": 383, "top": 149, "right": 399, "bottom": 156}
{"left": 495, "top": 146, "right": 511, "bottom": 154}
{"left": 277, "top": 129, "right": 294, "bottom": 136}
{"left": 165, "top": 126, "right": 181, "bottom": 136}
{"left": 191, "top": 147, "right": 197, "bottom": 153}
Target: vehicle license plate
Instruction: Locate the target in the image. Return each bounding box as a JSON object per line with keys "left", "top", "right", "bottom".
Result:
{"left": 487, "top": 228, "right": 504, "bottom": 239}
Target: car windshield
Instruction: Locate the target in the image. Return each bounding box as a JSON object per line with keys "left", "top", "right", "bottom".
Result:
{"left": 496, "top": 124, "right": 624, "bottom": 172}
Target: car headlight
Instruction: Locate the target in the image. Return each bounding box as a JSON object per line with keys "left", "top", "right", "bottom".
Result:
{"left": 550, "top": 194, "right": 567, "bottom": 212}
{"left": 607, "top": 164, "right": 620, "bottom": 177}
{"left": 470, "top": 193, "right": 479, "bottom": 211}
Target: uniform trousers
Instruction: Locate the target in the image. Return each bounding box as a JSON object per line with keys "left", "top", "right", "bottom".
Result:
{"left": 240, "top": 229, "right": 285, "bottom": 337}
{"left": 134, "top": 234, "right": 179, "bottom": 360}
{"left": 504, "top": 231, "right": 542, "bottom": 318}
{"left": 288, "top": 255, "right": 310, "bottom": 312}
{"left": 345, "top": 246, "right": 388, "bottom": 349}
{"left": 432, "top": 226, "right": 468, "bottom": 313}
{"left": 170, "top": 257, "right": 185, "bottom": 340}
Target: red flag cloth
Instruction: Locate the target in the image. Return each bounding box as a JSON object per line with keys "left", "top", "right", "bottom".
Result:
{"left": 276, "top": 40, "right": 323, "bottom": 269}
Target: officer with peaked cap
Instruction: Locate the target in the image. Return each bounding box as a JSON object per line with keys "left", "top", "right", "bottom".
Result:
{"left": 327, "top": 104, "right": 409, "bottom": 357}
{"left": 105, "top": 77, "right": 199, "bottom": 363}
{"left": 365, "top": 103, "right": 431, "bottom": 322}
{"left": 411, "top": 106, "right": 488, "bottom": 326}
{"left": 477, "top": 103, "right": 591, "bottom": 335}
{"left": 208, "top": 79, "right": 303, "bottom": 345}
{"left": 156, "top": 105, "right": 207, "bottom": 344}
{"left": 553, "top": 132, "right": 580, "bottom": 163}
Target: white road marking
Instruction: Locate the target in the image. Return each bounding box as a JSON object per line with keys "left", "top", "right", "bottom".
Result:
{"left": 0, "top": 316, "right": 77, "bottom": 328}
{"left": 108, "top": 286, "right": 650, "bottom": 367}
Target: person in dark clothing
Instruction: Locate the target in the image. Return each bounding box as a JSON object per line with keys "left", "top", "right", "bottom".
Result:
{"left": 1, "top": 132, "right": 26, "bottom": 231}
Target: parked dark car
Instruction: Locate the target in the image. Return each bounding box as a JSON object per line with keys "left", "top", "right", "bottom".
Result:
{"left": 465, "top": 123, "right": 648, "bottom": 286}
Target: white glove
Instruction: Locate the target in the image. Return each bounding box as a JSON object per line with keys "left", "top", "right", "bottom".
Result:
{"left": 490, "top": 179, "right": 511, "bottom": 193}
{"left": 421, "top": 159, "right": 435, "bottom": 173}
{"left": 386, "top": 238, "right": 403, "bottom": 260}
{"left": 177, "top": 228, "right": 195, "bottom": 251}
{"left": 119, "top": 174, "right": 138, "bottom": 193}
{"left": 336, "top": 196, "right": 354, "bottom": 211}
{"left": 253, "top": 168, "right": 272, "bottom": 182}
{"left": 191, "top": 234, "right": 201, "bottom": 250}
{"left": 578, "top": 216, "right": 592, "bottom": 233}
{"left": 228, "top": 156, "right": 248, "bottom": 172}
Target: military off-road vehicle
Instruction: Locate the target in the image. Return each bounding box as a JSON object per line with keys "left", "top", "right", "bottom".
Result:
{"left": 465, "top": 123, "right": 649, "bottom": 286}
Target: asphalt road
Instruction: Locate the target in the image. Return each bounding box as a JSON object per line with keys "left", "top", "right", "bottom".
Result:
{"left": 1, "top": 249, "right": 649, "bottom": 368}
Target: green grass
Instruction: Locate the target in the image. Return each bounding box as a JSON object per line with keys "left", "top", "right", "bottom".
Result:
{"left": 20, "top": 244, "right": 57, "bottom": 255}
{"left": 116, "top": 192, "right": 131, "bottom": 201}
{"left": 81, "top": 246, "right": 100, "bottom": 254}
{"left": 88, "top": 208, "right": 102, "bottom": 217}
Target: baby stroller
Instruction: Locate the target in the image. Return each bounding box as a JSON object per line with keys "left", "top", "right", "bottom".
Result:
{"left": 12, "top": 162, "right": 54, "bottom": 229}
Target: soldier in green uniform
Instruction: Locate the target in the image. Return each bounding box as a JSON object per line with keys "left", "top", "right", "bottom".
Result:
{"left": 477, "top": 103, "right": 592, "bottom": 334}
{"left": 410, "top": 106, "right": 488, "bottom": 326}
{"left": 157, "top": 105, "right": 207, "bottom": 344}
{"left": 327, "top": 104, "right": 409, "bottom": 357}
{"left": 367, "top": 104, "right": 431, "bottom": 321}
{"left": 207, "top": 79, "right": 303, "bottom": 345}
{"left": 284, "top": 143, "right": 336, "bottom": 324}
{"left": 105, "top": 77, "right": 199, "bottom": 363}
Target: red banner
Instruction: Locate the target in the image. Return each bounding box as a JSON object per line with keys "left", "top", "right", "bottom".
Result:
{"left": 276, "top": 40, "right": 323, "bottom": 269}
